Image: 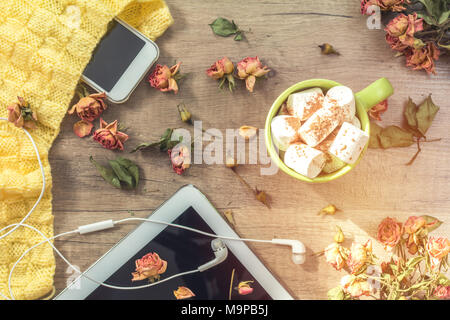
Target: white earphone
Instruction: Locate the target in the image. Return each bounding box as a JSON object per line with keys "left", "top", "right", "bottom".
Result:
{"left": 0, "top": 117, "right": 306, "bottom": 300}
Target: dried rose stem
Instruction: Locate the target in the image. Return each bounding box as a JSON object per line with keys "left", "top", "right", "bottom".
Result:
{"left": 230, "top": 167, "right": 255, "bottom": 195}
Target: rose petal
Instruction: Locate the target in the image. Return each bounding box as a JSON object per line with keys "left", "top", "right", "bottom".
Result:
{"left": 173, "top": 286, "right": 195, "bottom": 300}
{"left": 73, "top": 120, "right": 93, "bottom": 138}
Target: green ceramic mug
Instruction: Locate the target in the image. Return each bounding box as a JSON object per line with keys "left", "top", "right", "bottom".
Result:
{"left": 264, "top": 78, "right": 394, "bottom": 183}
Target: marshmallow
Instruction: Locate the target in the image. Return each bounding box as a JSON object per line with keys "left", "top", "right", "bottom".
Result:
{"left": 350, "top": 116, "right": 361, "bottom": 129}
{"left": 324, "top": 86, "right": 355, "bottom": 123}
{"left": 329, "top": 122, "right": 369, "bottom": 164}
{"left": 286, "top": 88, "right": 324, "bottom": 121}
{"left": 271, "top": 115, "right": 302, "bottom": 151}
{"left": 284, "top": 143, "right": 326, "bottom": 179}
{"left": 298, "top": 103, "right": 341, "bottom": 147}
{"left": 322, "top": 153, "right": 346, "bottom": 174}
{"left": 315, "top": 126, "right": 339, "bottom": 153}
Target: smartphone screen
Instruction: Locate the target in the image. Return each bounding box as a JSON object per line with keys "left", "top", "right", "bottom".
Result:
{"left": 83, "top": 20, "right": 146, "bottom": 92}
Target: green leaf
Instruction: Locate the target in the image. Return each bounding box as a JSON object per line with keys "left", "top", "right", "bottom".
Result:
{"left": 234, "top": 31, "right": 243, "bottom": 41}
{"left": 438, "top": 10, "right": 450, "bottom": 24}
{"left": 327, "top": 286, "right": 345, "bottom": 300}
{"left": 422, "top": 215, "right": 443, "bottom": 232}
{"left": 437, "top": 274, "right": 450, "bottom": 286}
{"left": 115, "top": 157, "right": 140, "bottom": 187}
{"left": 415, "top": 95, "right": 440, "bottom": 136}
{"left": 109, "top": 160, "right": 134, "bottom": 189}
{"left": 89, "top": 156, "right": 121, "bottom": 189}
{"left": 209, "top": 18, "right": 239, "bottom": 37}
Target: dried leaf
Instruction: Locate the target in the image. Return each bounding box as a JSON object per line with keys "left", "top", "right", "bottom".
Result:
{"left": 255, "top": 188, "right": 270, "bottom": 208}
{"left": 109, "top": 160, "right": 134, "bottom": 189}
{"left": 415, "top": 95, "right": 439, "bottom": 136}
{"left": 89, "top": 156, "right": 121, "bottom": 189}
{"left": 422, "top": 215, "right": 443, "bottom": 232}
{"left": 115, "top": 157, "right": 140, "bottom": 187}
{"left": 224, "top": 209, "right": 235, "bottom": 226}
{"left": 370, "top": 122, "right": 415, "bottom": 149}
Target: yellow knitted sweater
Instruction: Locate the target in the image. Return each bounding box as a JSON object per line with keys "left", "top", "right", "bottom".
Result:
{"left": 0, "top": 0, "right": 173, "bottom": 300}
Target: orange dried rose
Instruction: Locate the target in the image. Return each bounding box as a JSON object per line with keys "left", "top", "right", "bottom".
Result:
{"left": 368, "top": 100, "right": 388, "bottom": 121}
{"left": 384, "top": 13, "right": 423, "bottom": 51}
{"left": 376, "top": 0, "right": 408, "bottom": 12}
{"left": 73, "top": 120, "right": 93, "bottom": 138}
{"left": 93, "top": 118, "right": 128, "bottom": 150}
{"left": 426, "top": 236, "right": 450, "bottom": 269}
{"left": 236, "top": 57, "right": 270, "bottom": 92}
{"left": 148, "top": 62, "right": 182, "bottom": 93}
{"left": 173, "top": 286, "right": 195, "bottom": 300}
{"left": 131, "top": 252, "right": 168, "bottom": 282}
{"left": 7, "top": 96, "right": 37, "bottom": 129}
{"left": 206, "top": 57, "right": 234, "bottom": 80}
{"left": 68, "top": 92, "right": 107, "bottom": 122}
{"left": 405, "top": 43, "right": 440, "bottom": 75}
{"left": 404, "top": 216, "right": 427, "bottom": 235}
{"left": 377, "top": 217, "right": 402, "bottom": 251}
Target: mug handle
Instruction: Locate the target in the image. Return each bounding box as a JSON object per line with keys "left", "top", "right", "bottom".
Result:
{"left": 354, "top": 78, "right": 394, "bottom": 112}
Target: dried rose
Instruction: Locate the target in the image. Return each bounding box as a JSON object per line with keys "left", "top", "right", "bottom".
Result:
{"left": 426, "top": 236, "right": 450, "bottom": 269}
{"left": 385, "top": 13, "right": 424, "bottom": 51}
{"left": 434, "top": 285, "right": 450, "bottom": 300}
{"left": 324, "top": 243, "right": 346, "bottom": 271}
{"left": 68, "top": 92, "right": 107, "bottom": 122}
{"left": 405, "top": 43, "right": 440, "bottom": 75}
{"left": 206, "top": 57, "right": 235, "bottom": 91}
{"left": 346, "top": 240, "right": 372, "bottom": 274}
{"left": 93, "top": 118, "right": 129, "bottom": 150}
{"left": 168, "top": 144, "right": 190, "bottom": 175}
{"left": 131, "top": 252, "right": 167, "bottom": 282}
{"left": 375, "top": 0, "right": 408, "bottom": 12}
{"left": 148, "top": 62, "right": 182, "bottom": 93}
{"left": 404, "top": 216, "right": 427, "bottom": 235}
{"left": 340, "top": 275, "right": 371, "bottom": 298}
{"left": 360, "top": 0, "right": 375, "bottom": 14}
{"left": 236, "top": 281, "right": 254, "bottom": 295}
{"left": 73, "top": 120, "right": 93, "bottom": 138}
{"left": 368, "top": 99, "right": 388, "bottom": 121}
{"left": 7, "top": 96, "right": 37, "bottom": 129}
{"left": 177, "top": 103, "right": 192, "bottom": 123}
{"left": 173, "top": 286, "right": 195, "bottom": 300}
{"left": 236, "top": 57, "right": 270, "bottom": 92}
{"left": 377, "top": 217, "right": 403, "bottom": 251}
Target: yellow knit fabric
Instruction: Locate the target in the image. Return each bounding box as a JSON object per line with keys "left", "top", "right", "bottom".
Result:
{"left": 0, "top": 0, "right": 173, "bottom": 300}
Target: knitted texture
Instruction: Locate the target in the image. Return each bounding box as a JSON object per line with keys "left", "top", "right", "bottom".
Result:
{"left": 0, "top": 0, "right": 173, "bottom": 300}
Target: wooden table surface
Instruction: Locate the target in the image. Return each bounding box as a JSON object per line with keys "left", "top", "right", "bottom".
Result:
{"left": 51, "top": 0, "right": 450, "bottom": 299}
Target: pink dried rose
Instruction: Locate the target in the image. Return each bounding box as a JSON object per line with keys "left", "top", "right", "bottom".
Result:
{"left": 73, "top": 120, "right": 93, "bottom": 138}
{"left": 236, "top": 57, "right": 270, "bottom": 92}
{"left": 93, "top": 118, "right": 128, "bottom": 150}
{"left": 68, "top": 92, "right": 107, "bottom": 122}
{"left": 434, "top": 285, "right": 450, "bottom": 300}
{"left": 206, "top": 57, "right": 234, "bottom": 80}
{"left": 173, "top": 286, "right": 195, "bottom": 300}
{"left": 148, "top": 62, "right": 182, "bottom": 93}
{"left": 236, "top": 281, "right": 254, "bottom": 295}
{"left": 404, "top": 216, "right": 427, "bottom": 235}
{"left": 324, "top": 243, "right": 346, "bottom": 271}
{"left": 368, "top": 99, "right": 388, "bottom": 121}
{"left": 384, "top": 13, "right": 423, "bottom": 51}
{"left": 361, "top": 0, "right": 407, "bottom": 14}
{"left": 131, "top": 252, "right": 168, "bottom": 282}
{"left": 7, "top": 96, "right": 37, "bottom": 129}
{"left": 168, "top": 144, "right": 190, "bottom": 175}
{"left": 426, "top": 236, "right": 450, "bottom": 269}
{"left": 346, "top": 240, "right": 373, "bottom": 274}
{"left": 405, "top": 43, "right": 440, "bottom": 75}
{"left": 377, "top": 217, "right": 403, "bottom": 251}
{"left": 340, "top": 275, "right": 371, "bottom": 298}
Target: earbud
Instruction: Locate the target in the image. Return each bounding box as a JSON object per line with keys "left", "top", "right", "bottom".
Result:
{"left": 197, "top": 239, "right": 229, "bottom": 272}
{"left": 271, "top": 239, "right": 306, "bottom": 265}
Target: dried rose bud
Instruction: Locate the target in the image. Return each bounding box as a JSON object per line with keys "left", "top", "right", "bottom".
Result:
{"left": 73, "top": 120, "right": 93, "bottom": 138}
{"left": 236, "top": 281, "right": 254, "bottom": 295}
{"left": 93, "top": 118, "right": 129, "bottom": 150}
{"left": 239, "top": 125, "right": 258, "bottom": 140}
{"left": 318, "top": 204, "right": 338, "bottom": 216}
{"left": 148, "top": 62, "right": 182, "bottom": 93}
{"left": 225, "top": 153, "right": 238, "bottom": 168}
{"left": 319, "top": 43, "right": 340, "bottom": 55}
{"left": 177, "top": 103, "right": 192, "bottom": 123}
{"left": 7, "top": 96, "right": 37, "bottom": 129}
{"left": 334, "top": 226, "right": 345, "bottom": 243}
{"left": 168, "top": 144, "right": 191, "bottom": 175}
{"left": 173, "top": 286, "right": 195, "bottom": 300}
{"left": 68, "top": 92, "right": 107, "bottom": 122}
{"left": 236, "top": 57, "right": 270, "bottom": 92}
{"left": 131, "top": 252, "right": 167, "bottom": 282}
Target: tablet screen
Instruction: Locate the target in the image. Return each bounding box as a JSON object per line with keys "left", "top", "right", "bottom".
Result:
{"left": 86, "top": 206, "right": 272, "bottom": 300}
